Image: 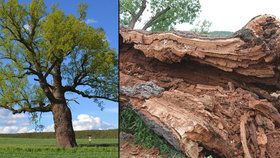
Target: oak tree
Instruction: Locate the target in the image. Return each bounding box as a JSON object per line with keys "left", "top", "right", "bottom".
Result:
{"left": 120, "top": 0, "right": 201, "bottom": 31}
{"left": 0, "top": 0, "right": 118, "bottom": 148}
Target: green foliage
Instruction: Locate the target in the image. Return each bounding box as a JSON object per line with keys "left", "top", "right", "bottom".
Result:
{"left": 0, "top": 0, "right": 118, "bottom": 114}
{"left": 120, "top": 0, "right": 201, "bottom": 31}
{"left": 0, "top": 137, "right": 118, "bottom": 158}
{"left": 149, "top": 0, "right": 201, "bottom": 31}
{"left": 78, "top": 3, "right": 88, "bottom": 20}
{"left": 120, "top": 0, "right": 141, "bottom": 26}
{"left": 121, "top": 108, "right": 186, "bottom": 158}
{"left": 191, "top": 20, "right": 212, "bottom": 34}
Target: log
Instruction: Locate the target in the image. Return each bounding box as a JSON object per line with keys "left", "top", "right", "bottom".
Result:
{"left": 120, "top": 15, "right": 280, "bottom": 158}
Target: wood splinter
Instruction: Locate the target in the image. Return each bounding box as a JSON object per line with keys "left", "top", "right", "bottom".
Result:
{"left": 240, "top": 113, "right": 252, "bottom": 158}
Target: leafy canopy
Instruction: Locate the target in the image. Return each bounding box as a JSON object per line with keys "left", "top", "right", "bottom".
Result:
{"left": 120, "top": 0, "right": 201, "bottom": 31}
{"left": 0, "top": 0, "right": 118, "bottom": 114}
{"left": 191, "top": 20, "right": 212, "bottom": 34}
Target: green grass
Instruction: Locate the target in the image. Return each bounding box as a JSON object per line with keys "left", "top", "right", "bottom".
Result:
{"left": 0, "top": 133, "right": 118, "bottom": 158}
{"left": 121, "top": 108, "right": 185, "bottom": 158}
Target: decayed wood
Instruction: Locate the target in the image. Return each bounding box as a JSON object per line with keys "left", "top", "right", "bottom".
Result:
{"left": 120, "top": 15, "right": 280, "bottom": 83}
{"left": 240, "top": 113, "right": 252, "bottom": 158}
{"left": 120, "top": 15, "right": 280, "bottom": 158}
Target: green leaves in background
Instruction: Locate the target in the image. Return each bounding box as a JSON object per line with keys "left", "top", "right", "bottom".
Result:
{"left": 120, "top": 0, "right": 201, "bottom": 31}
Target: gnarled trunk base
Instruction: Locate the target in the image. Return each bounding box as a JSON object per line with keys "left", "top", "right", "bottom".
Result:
{"left": 52, "top": 103, "right": 77, "bottom": 148}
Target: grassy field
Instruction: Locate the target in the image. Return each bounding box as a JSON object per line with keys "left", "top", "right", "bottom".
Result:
{"left": 0, "top": 130, "right": 118, "bottom": 158}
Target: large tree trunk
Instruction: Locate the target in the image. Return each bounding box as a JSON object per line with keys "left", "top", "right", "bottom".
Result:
{"left": 52, "top": 102, "right": 77, "bottom": 148}
{"left": 120, "top": 15, "right": 280, "bottom": 158}
{"left": 51, "top": 62, "right": 77, "bottom": 148}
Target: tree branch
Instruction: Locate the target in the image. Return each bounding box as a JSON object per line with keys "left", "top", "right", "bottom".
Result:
{"left": 63, "top": 55, "right": 89, "bottom": 91}
{"left": 0, "top": 11, "right": 55, "bottom": 101}
{"left": 44, "top": 50, "right": 74, "bottom": 79}
{"left": 1, "top": 104, "right": 52, "bottom": 114}
{"left": 128, "top": 0, "right": 147, "bottom": 29}
{"left": 11, "top": 71, "right": 32, "bottom": 79}
{"left": 0, "top": 56, "right": 38, "bottom": 77}
{"left": 65, "top": 87, "right": 117, "bottom": 102}
{"left": 23, "top": 67, "right": 38, "bottom": 75}
{"left": 63, "top": 71, "right": 88, "bottom": 93}
{"left": 142, "top": 6, "right": 171, "bottom": 30}
{"left": 0, "top": 99, "right": 52, "bottom": 114}
{"left": 44, "top": 59, "right": 58, "bottom": 78}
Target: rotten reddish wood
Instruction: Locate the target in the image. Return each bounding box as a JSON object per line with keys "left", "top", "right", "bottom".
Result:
{"left": 120, "top": 15, "right": 280, "bottom": 158}
{"left": 240, "top": 113, "right": 252, "bottom": 158}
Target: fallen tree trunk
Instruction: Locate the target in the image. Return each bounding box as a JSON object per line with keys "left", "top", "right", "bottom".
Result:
{"left": 120, "top": 15, "right": 280, "bottom": 158}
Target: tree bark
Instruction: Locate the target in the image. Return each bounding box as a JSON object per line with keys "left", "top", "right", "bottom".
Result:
{"left": 120, "top": 15, "right": 280, "bottom": 157}
{"left": 52, "top": 102, "right": 77, "bottom": 148}
{"left": 50, "top": 60, "right": 77, "bottom": 148}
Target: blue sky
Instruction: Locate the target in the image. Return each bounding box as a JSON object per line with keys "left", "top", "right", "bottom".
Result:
{"left": 0, "top": 0, "right": 118, "bottom": 133}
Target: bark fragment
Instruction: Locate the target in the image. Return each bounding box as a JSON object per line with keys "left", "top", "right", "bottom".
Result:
{"left": 240, "top": 113, "right": 252, "bottom": 158}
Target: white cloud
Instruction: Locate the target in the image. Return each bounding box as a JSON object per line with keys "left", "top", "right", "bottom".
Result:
{"left": 73, "top": 114, "right": 100, "bottom": 131}
{"left": 10, "top": 113, "right": 26, "bottom": 119}
{"left": 4, "top": 120, "right": 17, "bottom": 126}
{"left": 73, "top": 114, "right": 115, "bottom": 131}
{"left": 0, "top": 109, "right": 31, "bottom": 133}
{"left": 43, "top": 124, "right": 54, "bottom": 132}
{"left": 28, "top": 129, "right": 35, "bottom": 133}
{"left": 0, "top": 110, "right": 26, "bottom": 120}
{"left": 85, "top": 19, "right": 97, "bottom": 25}
{"left": 0, "top": 126, "right": 18, "bottom": 133}
{"left": 0, "top": 126, "right": 34, "bottom": 134}
{"left": 17, "top": 127, "right": 30, "bottom": 133}
{"left": 43, "top": 114, "right": 116, "bottom": 132}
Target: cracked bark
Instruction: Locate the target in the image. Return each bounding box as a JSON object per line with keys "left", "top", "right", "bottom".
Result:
{"left": 120, "top": 15, "right": 280, "bottom": 158}
{"left": 52, "top": 101, "right": 77, "bottom": 148}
